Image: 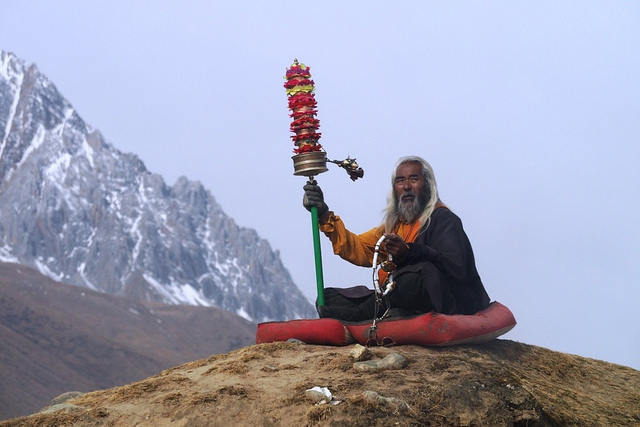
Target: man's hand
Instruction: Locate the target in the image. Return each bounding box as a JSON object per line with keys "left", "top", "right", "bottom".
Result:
{"left": 384, "top": 233, "right": 410, "bottom": 262}
{"left": 303, "top": 180, "right": 329, "bottom": 220}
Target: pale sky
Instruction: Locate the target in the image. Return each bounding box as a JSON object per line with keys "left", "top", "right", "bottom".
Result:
{"left": 2, "top": 1, "right": 639, "bottom": 370}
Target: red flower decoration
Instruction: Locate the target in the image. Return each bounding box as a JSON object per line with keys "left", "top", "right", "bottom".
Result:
{"left": 284, "top": 60, "right": 322, "bottom": 153}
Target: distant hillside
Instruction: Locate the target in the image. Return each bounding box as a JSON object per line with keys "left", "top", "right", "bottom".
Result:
{"left": 2, "top": 340, "right": 638, "bottom": 426}
{"left": 0, "top": 262, "right": 256, "bottom": 420}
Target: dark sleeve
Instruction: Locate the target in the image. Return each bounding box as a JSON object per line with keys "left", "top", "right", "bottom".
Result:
{"left": 401, "top": 242, "right": 437, "bottom": 266}
{"left": 398, "top": 209, "right": 464, "bottom": 273}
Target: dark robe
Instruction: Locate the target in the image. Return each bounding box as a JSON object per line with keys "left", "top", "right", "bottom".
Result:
{"left": 396, "top": 207, "right": 490, "bottom": 315}
{"left": 318, "top": 207, "right": 490, "bottom": 320}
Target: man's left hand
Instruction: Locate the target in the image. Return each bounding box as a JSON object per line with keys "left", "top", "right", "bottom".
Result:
{"left": 384, "top": 234, "right": 410, "bottom": 262}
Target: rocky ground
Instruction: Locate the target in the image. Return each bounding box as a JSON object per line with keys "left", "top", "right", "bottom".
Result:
{"left": 2, "top": 339, "right": 638, "bottom": 426}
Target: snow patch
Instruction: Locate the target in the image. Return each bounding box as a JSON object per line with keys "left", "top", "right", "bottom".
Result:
{"left": 0, "top": 58, "right": 23, "bottom": 156}
{"left": 0, "top": 245, "right": 18, "bottom": 263}
{"left": 35, "top": 258, "right": 63, "bottom": 282}
{"left": 77, "top": 262, "right": 98, "bottom": 290}
{"left": 235, "top": 306, "right": 253, "bottom": 322}
{"left": 143, "top": 273, "right": 212, "bottom": 307}
{"left": 44, "top": 149, "right": 71, "bottom": 183}
{"left": 80, "top": 134, "right": 95, "bottom": 168}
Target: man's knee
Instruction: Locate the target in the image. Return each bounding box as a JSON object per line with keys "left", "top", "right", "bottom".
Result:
{"left": 389, "top": 271, "right": 434, "bottom": 312}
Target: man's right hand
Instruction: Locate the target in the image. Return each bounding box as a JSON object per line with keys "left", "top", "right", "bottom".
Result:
{"left": 303, "top": 180, "right": 329, "bottom": 219}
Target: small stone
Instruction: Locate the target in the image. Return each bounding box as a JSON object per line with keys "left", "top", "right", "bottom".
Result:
{"left": 350, "top": 344, "right": 372, "bottom": 362}
{"left": 353, "top": 352, "right": 408, "bottom": 372}
{"left": 362, "top": 390, "right": 410, "bottom": 413}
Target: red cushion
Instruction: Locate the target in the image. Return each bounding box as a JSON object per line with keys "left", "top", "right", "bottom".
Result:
{"left": 345, "top": 301, "right": 516, "bottom": 346}
{"left": 255, "top": 302, "right": 516, "bottom": 347}
{"left": 256, "top": 318, "right": 354, "bottom": 346}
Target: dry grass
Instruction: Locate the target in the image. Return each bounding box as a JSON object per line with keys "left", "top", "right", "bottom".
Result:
{"left": 3, "top": 340, "right": 639, "bottom": 427}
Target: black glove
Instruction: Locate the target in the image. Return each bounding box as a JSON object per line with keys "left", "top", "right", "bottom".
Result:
{"left": 303, "top": 180, "right": 329, "bottom": 218}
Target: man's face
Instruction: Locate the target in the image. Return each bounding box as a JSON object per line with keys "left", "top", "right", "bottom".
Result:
{"left": 394, "top": 161, "right": 428, "bottom": 222}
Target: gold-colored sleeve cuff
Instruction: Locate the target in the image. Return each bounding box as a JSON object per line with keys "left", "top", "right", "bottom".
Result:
{"left": 319, "top": 211, "right": 339, "bottom": 233}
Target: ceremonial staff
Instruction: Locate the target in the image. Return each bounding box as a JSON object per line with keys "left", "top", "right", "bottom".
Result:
{"left": 284, "top": 59, "right": 363, "bottom": 306}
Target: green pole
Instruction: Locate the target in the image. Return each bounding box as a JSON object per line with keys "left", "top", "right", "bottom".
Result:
{"left": 310, "top": 205, "right": 325, "bottom": 306}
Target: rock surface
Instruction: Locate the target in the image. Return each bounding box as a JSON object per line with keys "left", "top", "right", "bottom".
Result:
{"left": 3, "top": 340, "right": 638, "bottom": 426}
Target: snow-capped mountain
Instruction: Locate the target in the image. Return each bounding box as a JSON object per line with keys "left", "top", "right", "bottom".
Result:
{"left": 0, "top": 50, "right": 315, "bottom": 322}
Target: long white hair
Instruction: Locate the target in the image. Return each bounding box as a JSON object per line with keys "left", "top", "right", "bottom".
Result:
{"left": 382, "top": 156, "right": 440, "bottom": 233}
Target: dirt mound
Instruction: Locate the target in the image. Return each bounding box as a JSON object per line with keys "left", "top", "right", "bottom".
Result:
{"left": 3, "top": 339, "right": 638, "bottom": 426}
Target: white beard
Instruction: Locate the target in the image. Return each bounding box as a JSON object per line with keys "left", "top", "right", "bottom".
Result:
{"left": 397, "top": 197, "right": 421, "bottom": 223}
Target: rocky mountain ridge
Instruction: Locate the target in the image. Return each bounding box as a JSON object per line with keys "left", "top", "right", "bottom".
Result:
{"left": 0, "top": 50, "right": 315, "bottom": 322}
